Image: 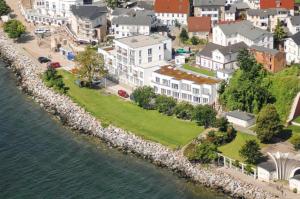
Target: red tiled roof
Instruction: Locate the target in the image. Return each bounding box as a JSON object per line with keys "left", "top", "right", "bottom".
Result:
{"left": 187, "top": 16, "right": 211, "bottom": 33}
{"left": 154, "top": 0, "right": 190, "bottom": 14}
{"left": 260, "top": 0, "right": 294, "bottom": 10}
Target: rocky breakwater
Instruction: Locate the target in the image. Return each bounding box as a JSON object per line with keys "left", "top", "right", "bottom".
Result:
{"left": 0, "top": 32, "right": 276, "bottom": 199}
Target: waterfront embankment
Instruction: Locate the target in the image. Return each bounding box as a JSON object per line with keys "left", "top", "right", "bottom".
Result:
{"left": 0, "top": 31, "right": 276, "bottom": 199}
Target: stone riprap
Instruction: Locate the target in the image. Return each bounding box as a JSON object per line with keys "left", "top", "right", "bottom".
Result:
{"left": 0, "top": 32, "right": 276, "bottom": 199}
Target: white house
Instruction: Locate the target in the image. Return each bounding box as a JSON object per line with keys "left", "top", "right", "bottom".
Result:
{"left": 213, "top": 20, "right": 274, "bottom": 49}
{"left": 151, "top": 66, "right": 220, "bottom": 105}
{"left": 285, "top": 31, "right": 300, "bottom": 64}
{"left": 257, "top": 161, "right": 277, "bottom": 182}
{"left": 225, "top": 110, "right": 256, "bottom": 127}
{"left": 247, "top": 8, "right": 289, "bottom": 33}
{"left": 68, "top": 5, "right": 107, "bottom": 43}
{"left": 287, "top": 16, "right": 300, "bottom": 35}
{"left": 98, "top": 34, "right": 172, "bottom": 88}
{"left": 244, "top": 0, "right": 260, "bottom": 9}
{"left": 111, "top": 10, "right": 157, "bottom": 39}
{"left": 289, "top": 176, "right": 300, "bottom": 194}
{"left": 196, "top": 42, "right": 248, "bottom": 79}
{"left": 154, "top": 0, "right": 190, "bottom": 26}
{"left": 193, "top": 0, "right": 226, "bottom": 25}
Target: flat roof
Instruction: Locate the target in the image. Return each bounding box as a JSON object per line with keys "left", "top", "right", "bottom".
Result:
{"left": 258, "top": 161, "right": 276, "bottom": 172}
{"left": 155, "top": 66, "right": 220, "bottom": 85}
{"left": 115, "top": 34, "right": 169, "bottom": 48}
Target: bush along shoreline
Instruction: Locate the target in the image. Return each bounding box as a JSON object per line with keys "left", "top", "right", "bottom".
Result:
{"left": 0, "top": 31, "right": 276, "bottom": 199}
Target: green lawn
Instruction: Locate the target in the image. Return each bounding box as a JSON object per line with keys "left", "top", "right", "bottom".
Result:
{"left": 294, "top": 116, "right": 300, "bottom": 124}
{"left": 182, "top": 64, "right": 216, "bottom": 77}
{"left": 59, "top": 70, "right": 203, "bottom": 149}
{"left": 218, "top": 132, "right": 263, "bottom": 162}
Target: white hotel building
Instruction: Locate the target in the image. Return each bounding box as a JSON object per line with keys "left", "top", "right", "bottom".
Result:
{"left": 151, "top": 66, "right": 220, "bottom": 105}
{"left": 98, "top": 34, "right": 172, "bottom": 88}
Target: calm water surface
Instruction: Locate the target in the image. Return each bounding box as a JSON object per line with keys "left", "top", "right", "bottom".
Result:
{"left": 0, "top": 61, "right": 227, "bottom": 199}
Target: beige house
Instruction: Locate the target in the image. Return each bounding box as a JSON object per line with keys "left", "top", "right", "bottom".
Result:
{"left": 69, "top": 5, "right": 107, "bottom": 43}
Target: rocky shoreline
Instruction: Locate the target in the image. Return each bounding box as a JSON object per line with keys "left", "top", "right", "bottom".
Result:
{"left": 0, "top": 32, "right": 276, "bottom": 199}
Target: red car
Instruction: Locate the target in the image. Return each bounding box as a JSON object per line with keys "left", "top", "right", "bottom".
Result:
{"left": 118, "top": 90, "right": 129, "bottom": 98}
{"left": 47, "top": 62, "right": 61, "bottom": 69}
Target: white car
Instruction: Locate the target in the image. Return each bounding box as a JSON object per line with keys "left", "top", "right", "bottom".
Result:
{"left": 34, "top": 27, "right": 50, "bottom": 35}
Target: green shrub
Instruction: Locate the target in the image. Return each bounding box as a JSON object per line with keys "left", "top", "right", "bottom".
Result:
{"left": 3, "top": 19, "right": 26, "bottom": 39}
{"left": 293, "top": 188, "right": 297, "bottom": 193}
{"left": 215, "top": 117, "right": 229, "bottom": 132}
{"left": 43, "top": 68, "right": 69, "bottom": 93}
{"left": 155, "top": 95, "right": 177, "bottom": 116}
{"left": 189, "top": 142, "right": 218, "bottom": 163}
{"left": 239, "top": 139, "right": 262, "bottom": 164}
{"left": 193, "top": 105, "right": 216, "bottom": 128}
{"left": 245, "top": 164, "right": 253, "bottom": 175}
{"left": 132, "top": 86, "right": 156, "bottom": 110}
{"left": 290, "top": 135, "right": 300, "bottom": 150}
{"left": 174, "top": 102, "right": 194, "bottom": 120}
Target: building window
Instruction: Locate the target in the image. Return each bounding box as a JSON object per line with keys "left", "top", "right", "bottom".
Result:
{"left": 161, "top": 88, "right": 166, "bottom": 95}
{"left": 193, "top": 88, "right": 199, "bottom": 94}
{"left": 148, "top": 57, "right": 152, "bottom": 63}
{"left": 181, "top": 93, "right": 187, "bottom": 99}
{"left": 156, "top": 77, "right": 160, "bottom": 83}
{"left": 181, "top": 83, "right": 191, "bottom": 91}
{"left": 162, "top": 79, "right": 169, "bottom": 86}
{"left": 148, "top": 48, "right": 152, "bottom": 55}
{"left": 173, "top": 91, "right": 179, "bottom": 98}
{"left": 167, "top": 90, "right": 171, "bottom": 95}
{"left": 171, "top": 83, "right": 178, "bottom": 89}
{"left": 203, "top": 98, "right": 208, "bottom": 104}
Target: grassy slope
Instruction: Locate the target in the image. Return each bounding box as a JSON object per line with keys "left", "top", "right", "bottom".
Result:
{"left": 183, "top": 64, "right": 216, "bottom": 77}
{"left": 59, "top": 70, "right": 203, "bottom": 149}
{"left": 218, "top": 132, "right": 263, "bottom": 162}
{"left": 264, "top": 66, "right": 300, "bottom": 121}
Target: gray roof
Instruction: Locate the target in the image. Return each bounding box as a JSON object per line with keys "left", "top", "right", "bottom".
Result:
{"left": 135, "top": 1, "right": 154, "bottom": 10}
{"left": 290, "top": 16, "right": 300, "bottom": 26}
{"left": 247, "top": 8, "right": 288, "bottom": 18}
{"left": 198, "top": 42, "right": 223, "bottom": 58}
{"left": 112, "top": 15, "right": 152, "bottom": 26}
{"left": 291, "top": 31, "right": 300, "bottom": 45}
{"left": 292, "top": 175, "right": 300, "bottom": 181}
{"left": 194, "top": 0, "right": 226, "bottom": 7}
{"left": 235, "top": 2, "right": 249, "bottom": 10}
{"left": 111, "top": 8, "right": 135, "bottom": 16}
{"left": 258, "top": 161, "right": 276, "bottom": 172}
{"left": 217, "top": 21, "right": 272, "bottom": 41}
{"left": 217, "top": 42, "right": 248, "bottom": 55}
{"left": 70, "top": 5, "right": 107, "bottom": 20}
{"left": 115, "top": 34, "right": 169, "bottom": 48}
{"left": 198, "top": 42, "right": 247, "bottom": 58}
{"left": 226, "top": 110, "right": 255, "bottom": 121}
{"left": 250, "top": 45, "right": 279, "bottom": 55}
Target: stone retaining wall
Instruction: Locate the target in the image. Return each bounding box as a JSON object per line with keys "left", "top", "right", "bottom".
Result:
{"left": 0, "top": 32, "right": 276, "bottom": 199}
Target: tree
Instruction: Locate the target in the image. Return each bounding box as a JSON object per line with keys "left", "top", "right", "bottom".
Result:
{"left": 239, "top": 140, "right": 262, "bottom": 164}
{"left": 274, "top": 19, "right": 287, "bottom": 43}
{"left": 255, "top": 104, "right": 282, "bottom": 143}
{"left": 290, "top": 135, "right": 300, "bottom": 150}
{"left": 190, "top": 142, "right": 218, "bottom": 163}
{"left": 193, "top": 105, "right": 216, "bottom": 128}
{"left": 215, "top": 117, "right": 229, "bottom": 132}
{"left": 132, "top": 86, "right": 156, "bottom": 109}
{"left": 43, "top": 68, "right": 69, "bottom": 94}
{"left": 3, "top": 19, "right": 26, "bottom": 39}
{"left": 0, "top": 0, "right": 11, "bottom": 16}
{"left": 75, "top": 46, "right": 107, "bottom": 83}
{"left": 190, "top": 36, "right": 200, "bottom": 45}
{"left": 179, "top": 28, "right": 189, "bottom": 43}
{"left": 174, "top": 102, "right": 194, "bottom": 120}
{"left": 155, "top": 95, "right": 177, "bottom": 116}
{"left": 105, "top": 0, "right": 118, "bottom": 9}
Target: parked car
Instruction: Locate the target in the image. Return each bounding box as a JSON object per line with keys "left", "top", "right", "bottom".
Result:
{"left": 118, "top": 90, "right": 129, "bottom": 98}
{"left": 38, "top": 56, "right": 51, "bottom": 63}
{"left": 34, "top": 27, "right": 50, "bottom": 35}
{"left": 47, "top": 62, "right": 61, "bottom": 69}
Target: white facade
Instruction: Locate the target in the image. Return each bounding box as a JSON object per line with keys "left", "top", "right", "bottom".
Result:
{"left": 247, "top": 9, "right": 289, "bottom": 32}
{"left": 22, "top": 0, "right": 83, "bottom": 25}
{"left": 225, "top": 111, "right": 256, "bottom": 127}
{"left": 289, "top": 177, "right": 300, "bottom": 194}
{"left": 212, "top": 22, "right": 273, "bottom": 48}
{"left": 257, "top": 167, "right": 276, "bottom": 182}
{"left": 285, "top": 37, "right": 300, "bottom": 64}
{"left": 98, "top": 34, "right": 172, "bottom": 88}
{"left": 112, "top": 24, "right": 151, "bottom": 39}
{"left": 151, "top": 67, "right": 219, "bottom": 105}
{"left": 244, "top": 0, "right": 260, "bottom": 9}
{"left": 155, "top": 12, "right": 188, "bottom": 26}
{"left": 194, "top": 6, "right": 225, "bottom": 25}
{"left": 287, "top": 17, "right": 300, "bottom": 35}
